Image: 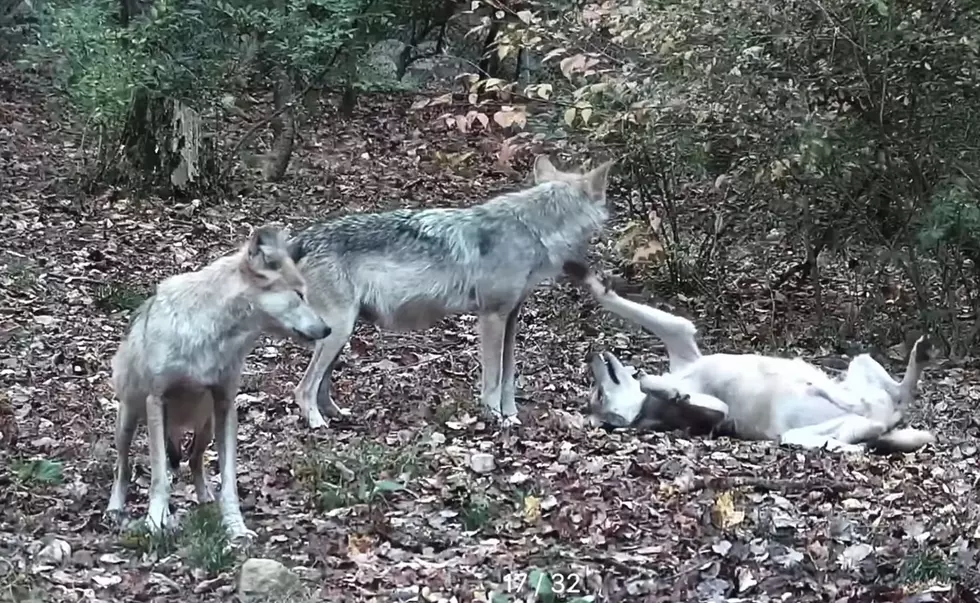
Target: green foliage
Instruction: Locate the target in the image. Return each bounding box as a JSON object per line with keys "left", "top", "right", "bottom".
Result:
{"left": 120, "top": 504, "right": 237, "bottom": 574}
{"left": 120, "top": 521, "right": 181, "bottom": 557}
{"left": 295, "top": 437, "right": 423, "bottom": 511}
{"left": 23, "top": 0, "right": 434, "bottom": 189}
{"left": 94, "top": 282, "right": 149, "bottom": 312}
{"left": 414, "top": 0, "right": 980, "bottom": 343}
{"left": 919, "top": 181, "right": 980, "bottom": 257}
{"left": 12, "top": 458, "right": 64, "bottom": 487}
{"left": 181, "top": 503, "right": 237, "bottom": 575}
{"left": 899, "top": 547, "right": 953, "bottom": 584}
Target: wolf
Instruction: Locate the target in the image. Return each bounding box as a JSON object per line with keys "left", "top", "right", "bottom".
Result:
{"left": 105, "top": 225, "right": 331, "bottom": 540}
{"left": 566, "top": 262, "right": 937, "bottom": 454}
{"left": 288, "top": 155, "right": 615, "bottom": 428}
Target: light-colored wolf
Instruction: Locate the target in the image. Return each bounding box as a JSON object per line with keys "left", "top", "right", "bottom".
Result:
{"left": 106, "top": 226, "right": 331, "bottom": 540}
{"left": 567, "top": 262, "right": 937, "bottom": 454}
{"left": 289, "top": 155, "right": 615, "bottom": 428}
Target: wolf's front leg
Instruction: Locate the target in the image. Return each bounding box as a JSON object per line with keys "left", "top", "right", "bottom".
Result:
{"left": 144, "top": 394, "right": 173, "bottom": 533}
{"left": 574, "top": 267, "right": 702, "bottom": 372}
{"left": 498, "top": 303, "right": 524, "bottom": 423}
{"left": 106, "top": 397, "right": 139, "bottom": 520}
{"left": 211, "top": 387, "right": 255, "bottom": 543}
{"left": 899, "top": 335, "right": 934, "bottom": 407}
{"left": 477, "top": 313, "right": 508, "bottom": 421}
{"left": 296, "top": 340, "right": 343, "bottom": 429}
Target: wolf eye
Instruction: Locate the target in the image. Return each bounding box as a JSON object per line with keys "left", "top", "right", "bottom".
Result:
{"left": 296, "top": 290, "right": 306, "bottom": 302}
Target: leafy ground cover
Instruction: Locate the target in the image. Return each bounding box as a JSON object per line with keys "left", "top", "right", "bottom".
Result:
{"left": 1, "top": 63, "right": 979, "bottom": 603}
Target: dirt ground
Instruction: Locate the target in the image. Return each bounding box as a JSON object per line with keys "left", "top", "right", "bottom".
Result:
{"left": 1, "top": 63, "right": 980, "bottom": 603}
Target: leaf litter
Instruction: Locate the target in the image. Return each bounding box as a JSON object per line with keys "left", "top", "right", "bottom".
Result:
{"left": 1, "top": 65, "right": 980, "bottom": 603}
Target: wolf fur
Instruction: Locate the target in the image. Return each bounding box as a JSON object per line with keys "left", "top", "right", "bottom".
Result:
{"left": 106, "top": 226, "right": 331, "bottom": 539}
{"left": 566, "top": 262, "right": 937, "bottom": 454}
{"left": 289, "top": 155, "right": 615, "bottom": 428}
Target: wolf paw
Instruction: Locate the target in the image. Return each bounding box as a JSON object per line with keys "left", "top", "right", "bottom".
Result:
{"left": 145, "top": 505, "right": 173, "bottom": 534}
{"left": 103, "top": 507, "right": 127, "bottom": 528}
{"left": 223, "top": 517, "right": 257, "bottom": 545}
{"left": 912, "top": 335, "right": 935, "bottom": 365}
{"left": 502, "top": 415, "right": 522, "bottom": 427}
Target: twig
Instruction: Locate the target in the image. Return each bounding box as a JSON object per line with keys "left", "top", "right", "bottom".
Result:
{"left": 692, "top": 475, "right": 860, "bottom": 494}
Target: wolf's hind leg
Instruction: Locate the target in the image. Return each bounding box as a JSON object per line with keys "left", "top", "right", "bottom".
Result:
{"left": 780, "top": 415, "right": 886, "bottom": 452}
{"left": 583, "top": 274, "right": 701, "bottom": 372}
{"left": 295, "top": 308, "right": 357, "bottom": 428}
{"left": 189, "top": 415, "right": 214, "bottom": 504}
{"left": 478, "top": 312, "right": 508, "bottom": 420}
{"left": 106, "top": 396, "right": 140, "bottom": 518}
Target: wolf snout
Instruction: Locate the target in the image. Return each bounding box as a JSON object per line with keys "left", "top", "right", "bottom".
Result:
{"left": 297, "top": 323, "right": 331, "bottom": 342}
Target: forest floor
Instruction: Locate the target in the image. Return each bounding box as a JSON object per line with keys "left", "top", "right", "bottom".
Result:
{"left": 1, "top": 62, "right": 980, "bottom": 603}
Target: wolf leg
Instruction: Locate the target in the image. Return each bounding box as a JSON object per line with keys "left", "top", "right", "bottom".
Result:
{"left": 898, "top": 335, "right": 933, "bottom": 407}
{"left": 211, "top": 386, "right": 254, "bottom": 542}
{"left": 295, "top": 308, "right": 356, "bottom": 428}
{"left": 583, "top": 274, "right": 701, "bottom": 373}
{"left": 780, "top": 415, "right": 886, "bottom": 452}
{"left": 499, "top": 301, "right": 525, "bottom": 420}
{"left": 188, "top": 414, "right": 214, "bottom": 504}
{"left": 477, "top": 312, "right": 508, "bottom": 419}
{"left": 145, "top": 394, "right": 173, "bottom": 533}
{"left": 106, "top": 397, "right": 140, "bottom": 517}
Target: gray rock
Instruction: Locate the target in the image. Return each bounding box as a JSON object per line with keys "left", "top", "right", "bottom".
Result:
{"left": 237, "top": 558, "right": 300, "bottom": 600}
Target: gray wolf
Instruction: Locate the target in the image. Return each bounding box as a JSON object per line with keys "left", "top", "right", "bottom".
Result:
{"left": 289, "top": 155, "right": 615, "bottom": 428}
{"left": 105, "top": 226, "right": 331, "bottom": 540}
{"left": 566, "top": 262, "right": 936, "bottom": 454}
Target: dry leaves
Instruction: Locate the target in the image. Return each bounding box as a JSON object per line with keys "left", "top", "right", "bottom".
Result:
{"left": 1, "top": 62, "right": 979, "bottom": 603}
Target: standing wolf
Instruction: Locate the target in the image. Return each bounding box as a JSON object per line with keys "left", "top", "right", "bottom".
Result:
{"left": 106, "top": 226, "right": 331, "bottom": 539}
{"left": 289, "top": 155, "right": 615, "bottom": 428}
{"left": 567, "top": 262, "right": 936, "bottom": 454}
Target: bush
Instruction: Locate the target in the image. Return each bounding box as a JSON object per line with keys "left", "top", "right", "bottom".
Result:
{"left": 414, "top": 0, "right": 980, "bottom": 347}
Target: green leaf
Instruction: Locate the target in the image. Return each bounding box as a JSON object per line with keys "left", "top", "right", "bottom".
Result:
{"left": 373, "top": 479, "right": 405, "bottom": 492}
{"left": 14, "top": 459, "right": 65, "bottom": 486}
{"left": 528, "top": 569, "right": 553, "bottom": 597}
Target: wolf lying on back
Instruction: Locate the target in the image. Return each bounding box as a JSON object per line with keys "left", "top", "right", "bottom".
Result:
{"left": 106, "top": 226, "right": 330, "bottom": 540}
{"left": 289, "top": 155, "right": 615, "bottom": 428}
{"left": 566, "top": 262, "right": 937, "bottom": 453}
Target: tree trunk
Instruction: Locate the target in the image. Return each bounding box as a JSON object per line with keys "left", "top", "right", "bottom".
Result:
{"left": 263, "top": 69, "right": 295, "bottom": 182}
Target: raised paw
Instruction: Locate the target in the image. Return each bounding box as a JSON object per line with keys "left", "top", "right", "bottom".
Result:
{"left": 912, "top": 335, "right": 935, "bottom": 365}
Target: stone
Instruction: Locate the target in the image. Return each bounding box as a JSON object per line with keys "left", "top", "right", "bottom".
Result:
{"left": 469, "top": 452, "right": 495, "bottom": 474}
{"left": 237, "top": 558, "right": 299, "bottom": 600}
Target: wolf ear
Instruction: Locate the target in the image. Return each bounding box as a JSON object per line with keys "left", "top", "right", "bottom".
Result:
{"left": 245, "top": 225, "right": 286, "bottom": 274}
{"left": 583, "top": 158, "right": 616, "bottom": 200}
{"left": 532, "top": 154, "right": 559, "bottom": 183}
{"left": 286, "top": 238, "right": 305, "bottom": 264}
{"left": 248, "top": 225, "right": 283, "bottom": 256}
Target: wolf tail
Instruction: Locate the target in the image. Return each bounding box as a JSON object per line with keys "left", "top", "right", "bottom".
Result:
{"left": 868, "top": 428, "right": 937, "bottom": 454}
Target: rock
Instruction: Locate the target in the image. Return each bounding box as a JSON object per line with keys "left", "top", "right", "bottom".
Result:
{"left": 237, "top": 558, "right": 299, "bottom": 600}
{"left": 36, "top": 538, "right": 71, "bottom": 566}
{"left": 469, "top": 452, "right": 495, "bottom": 474}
